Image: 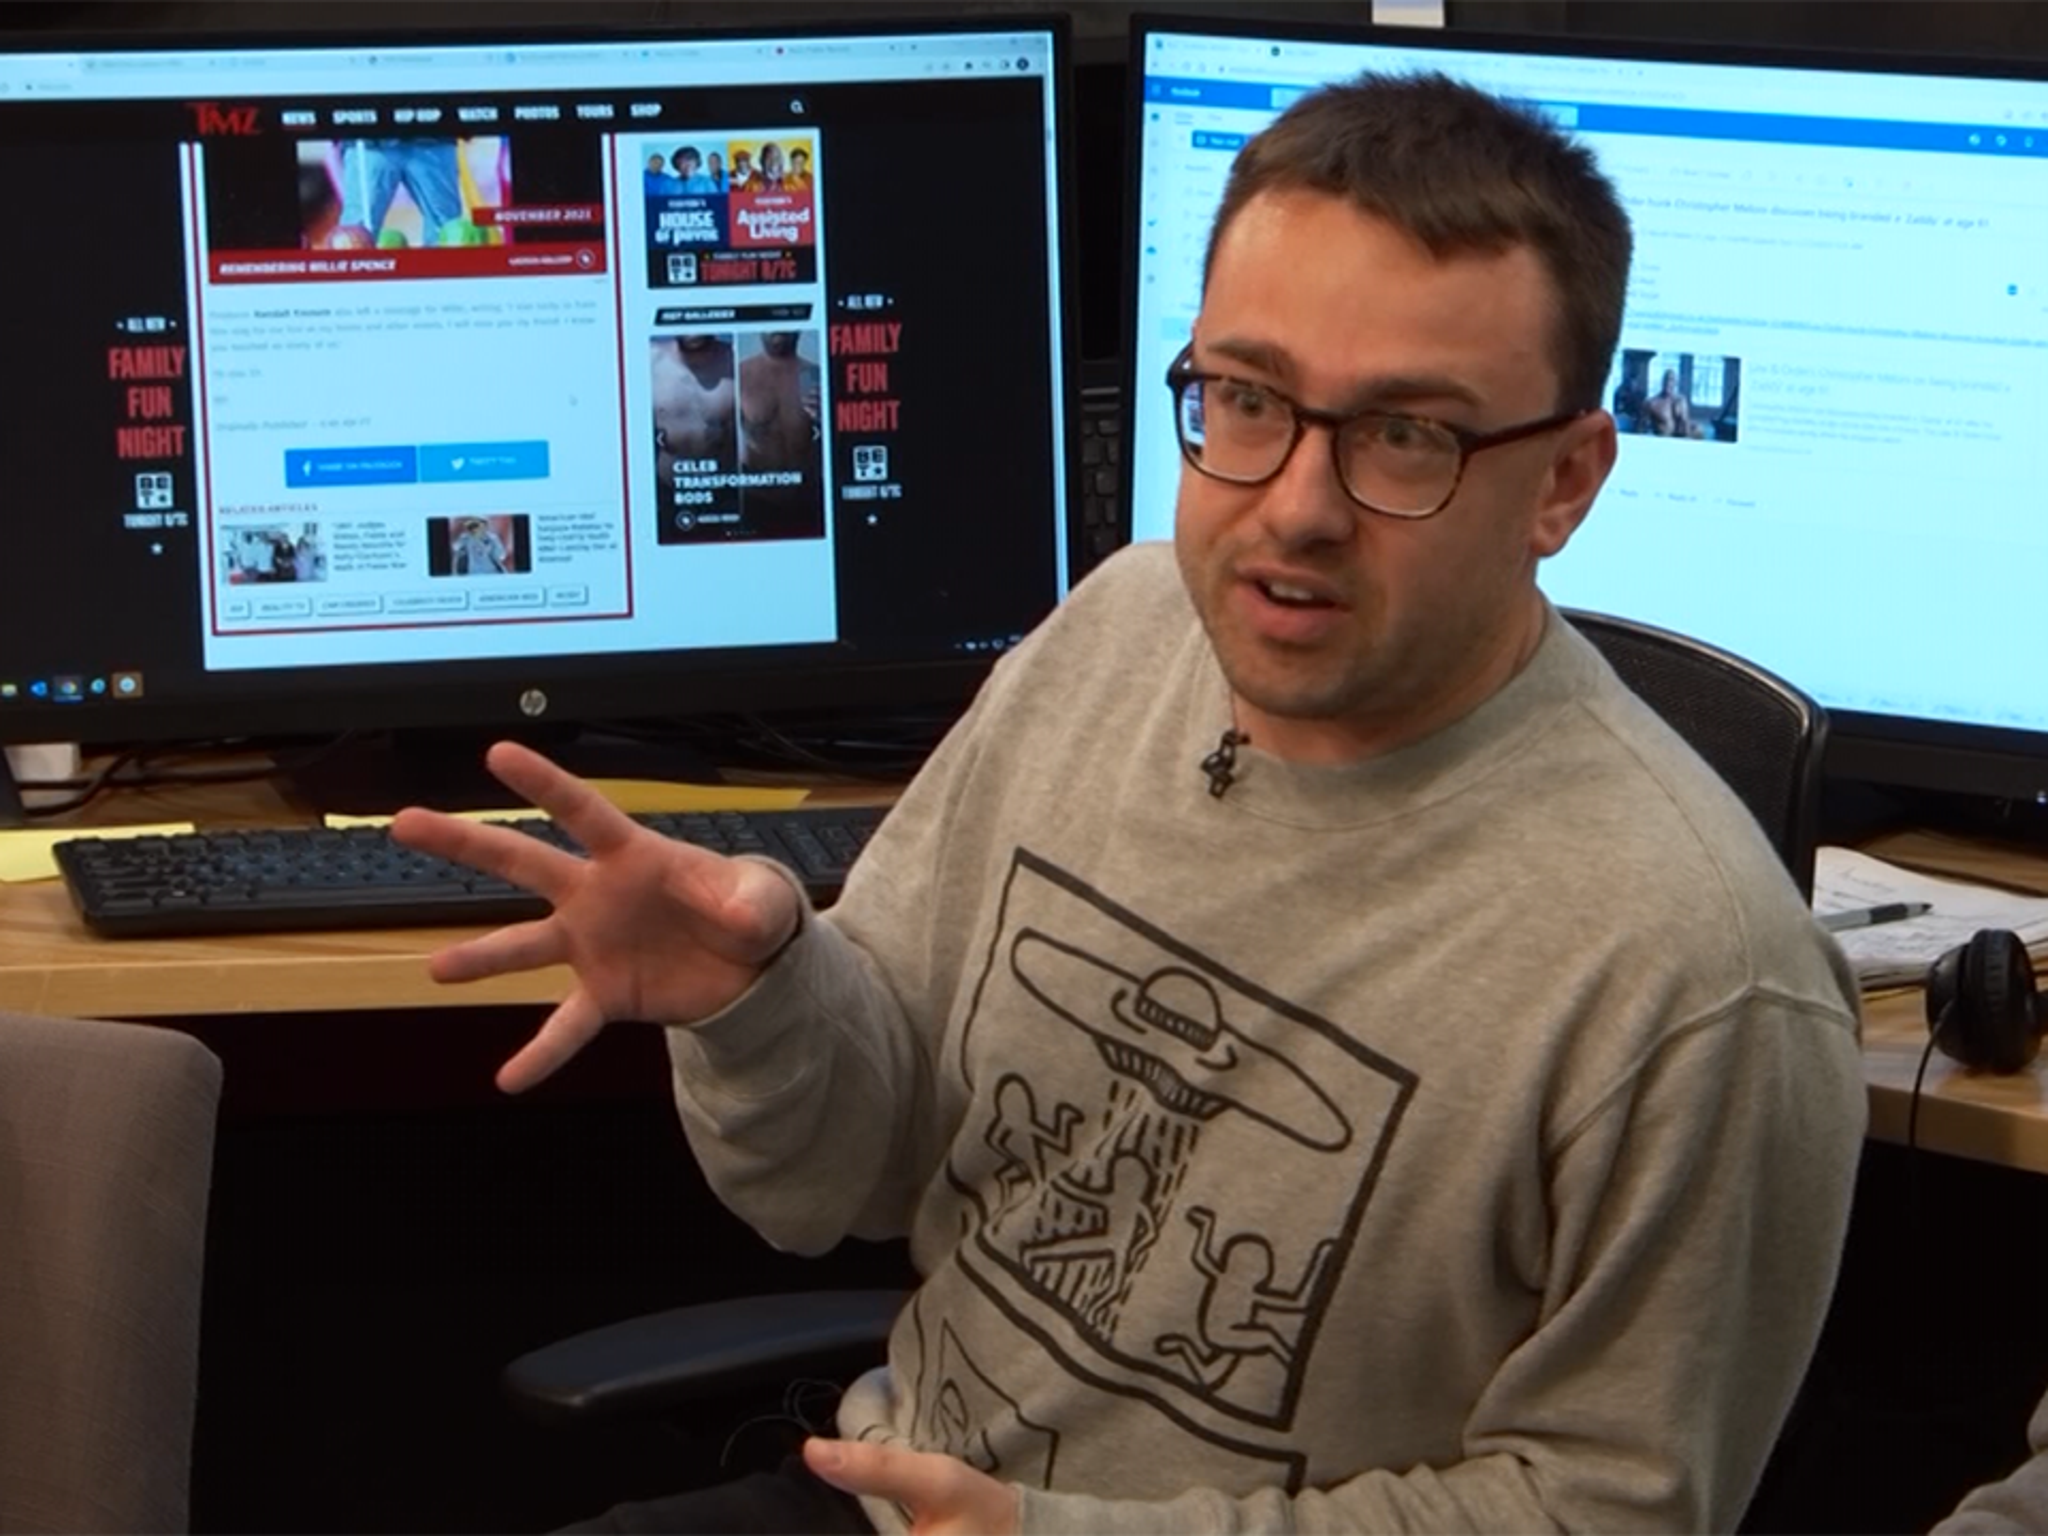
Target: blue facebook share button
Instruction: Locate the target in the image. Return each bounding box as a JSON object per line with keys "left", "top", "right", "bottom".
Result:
{"left": 418, "top": 440, "right": 551, "bottom": 483}
{"left": 284, "top": 445, "right": 418, "bottom": 487}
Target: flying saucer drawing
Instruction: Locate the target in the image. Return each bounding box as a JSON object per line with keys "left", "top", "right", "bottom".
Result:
{"left": 1009, "top": 929, "right": 1350, "bottom": 1152}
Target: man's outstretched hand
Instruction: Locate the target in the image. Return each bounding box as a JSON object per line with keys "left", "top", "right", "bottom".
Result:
{"left": 804, "top": 1437, "right": 1021, "bottom": 1536}
{"left": 390, "top": 741, "right": 803, "bottom": 1093}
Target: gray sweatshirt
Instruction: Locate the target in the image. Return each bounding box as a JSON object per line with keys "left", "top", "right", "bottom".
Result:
{"left": 669, "top": 542, "right": 1867, "bottom": 1534}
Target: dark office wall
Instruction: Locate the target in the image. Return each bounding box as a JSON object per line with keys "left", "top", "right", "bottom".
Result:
{"left": 18, "top": 0, "right": 2040, "bottom": 56}
{"left": 1457, "top": 0, "right": 2048, "bottom": 59}
{"left": 0, "top": 0, "right": 1369, "bottom": 41}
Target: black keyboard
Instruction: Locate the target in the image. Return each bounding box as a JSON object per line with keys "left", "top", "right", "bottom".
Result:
{"left": 54, "top": 803, "right": 890, "bottom": 939}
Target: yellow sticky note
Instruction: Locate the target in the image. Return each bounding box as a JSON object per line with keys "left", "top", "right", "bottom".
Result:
{"left": 585, "top": 780, "right": 811, "bottom": 814}
{"left": 0, "top": 822, "right": 198, "bottom": 884}
{"left": 325, "top": 808, "right": 528, "bottom": 830}
{"left": 325, "top": 781, "right": 810, "bottom": 830}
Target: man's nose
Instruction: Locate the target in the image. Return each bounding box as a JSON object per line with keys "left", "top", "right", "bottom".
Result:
{"left": 1254, "top": 422, "right": 1357, "bottom": 548}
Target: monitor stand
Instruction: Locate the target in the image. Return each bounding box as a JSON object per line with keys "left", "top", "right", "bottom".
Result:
{"left": 1822, "top": 776, "right": 2048, "bottom": 850}
{"left": 282, "top": 725, "right": 726, "bottom": 817}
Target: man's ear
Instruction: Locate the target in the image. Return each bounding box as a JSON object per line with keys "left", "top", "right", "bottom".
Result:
{"left": 1530, "top": 410, "right": 1617, "bottom": 559}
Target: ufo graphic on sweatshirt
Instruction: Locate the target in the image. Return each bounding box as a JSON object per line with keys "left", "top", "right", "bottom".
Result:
{"left": 1008, "top": 929, "right": 1350, "bottom": 1153}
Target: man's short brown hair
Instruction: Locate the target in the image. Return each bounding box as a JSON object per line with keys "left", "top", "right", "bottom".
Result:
{"left": 1202, "top": 71, "right": 1632, "bottom": 414}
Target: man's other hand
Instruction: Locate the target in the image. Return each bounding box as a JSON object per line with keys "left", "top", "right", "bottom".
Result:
{"left": 803, "top": 1436, "right": 1021, "bottom": 1536}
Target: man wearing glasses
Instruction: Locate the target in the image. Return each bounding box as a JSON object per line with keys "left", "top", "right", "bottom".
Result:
{"left": 397, "top": 72, "right": 1864, "bottom": 1535}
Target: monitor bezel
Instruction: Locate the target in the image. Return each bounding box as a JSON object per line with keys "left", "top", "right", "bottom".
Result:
{"left": 1122, "top": 10, "right": 2048, "bottom": 805}
{"left": 0, "top": 9, "right": 1083, "bottom": 750}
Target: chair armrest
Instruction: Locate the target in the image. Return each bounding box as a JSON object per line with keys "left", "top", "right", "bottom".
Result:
{"left": 502, "top": 1289, "right": 910, "bottom": 1426}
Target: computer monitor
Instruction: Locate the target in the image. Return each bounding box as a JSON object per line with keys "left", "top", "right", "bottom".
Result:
{"left": 1126, "top": 15, "right": 2048, "bottom": 807}
{"left": 0, "top": 16, "right": 1076, "bottom": 797}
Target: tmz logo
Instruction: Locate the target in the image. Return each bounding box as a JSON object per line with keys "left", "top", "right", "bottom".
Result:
{"left": 188, "top": 102, "right": 260, "bottom": 136}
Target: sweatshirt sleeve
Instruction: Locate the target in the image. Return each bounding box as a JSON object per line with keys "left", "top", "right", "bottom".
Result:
{"left": 1933, "top": 1391, "right": 2048, "bottom": 1533}
{"left": 1012, "top": 990, "right": 1866, "bottom": 1535}
{"left": 664, "top": 640, "right": 1022, "bottom": 1258}
{"left": 666, "top": 895, "right": 943, "bottom": 1256}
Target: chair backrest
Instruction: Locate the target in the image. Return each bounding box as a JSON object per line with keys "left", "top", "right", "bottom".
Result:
{"left": 1563, "top": 608, "right": 1829, "bottom": 900}
{"left": 0, "top": 1011, "right": 222, "bottom": 1534}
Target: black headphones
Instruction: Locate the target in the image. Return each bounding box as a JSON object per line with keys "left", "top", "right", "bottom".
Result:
{"left": 1926, "top": 929, "right": 2043, "bottom": 1074}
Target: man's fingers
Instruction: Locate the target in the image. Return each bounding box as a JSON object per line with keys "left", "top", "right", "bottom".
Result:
{"left": 390, "top": 805, "right": 583, "bottom": 897}
{"left": 801, "top": 1438, "right": 1020, "bottom": 1535}
{"left": 496, "top": 991, "right": 608, "bottom": 1094}
{"left": 427, "top": 917, "right": 568, "bottom": 985}
{"left": 804, "top": 1437, "right": 941, "bottom": 1506}
{"left": 483, "top": 740, "right": 643, "bottom": 856}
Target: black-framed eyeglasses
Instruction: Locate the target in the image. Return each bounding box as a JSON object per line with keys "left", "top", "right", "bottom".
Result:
{"left": 1166, "top": 344, "right": 1588, "bottom": 520}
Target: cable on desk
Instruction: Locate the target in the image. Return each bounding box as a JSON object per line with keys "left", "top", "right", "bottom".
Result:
{"left": 597, "top": 707, "right": 955, "bottom": 782}
{"left": 734, "top": 710, "right": 946, "bottom": 780}
{"left": 1905, "top": 1028, "right": 1943, "bottom": 1274}
{"left": 13, "top": 733, "right": 361, "bottom": 818}
{"left": 1905, "top": 1030, "right": 1942, "bottom": 1159}
{"left": 14, "top": 749, "right": 139, "bottom": 819}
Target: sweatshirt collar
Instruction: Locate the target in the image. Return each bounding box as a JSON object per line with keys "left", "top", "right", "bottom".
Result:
{"left": 1179, "top": 600, "right": 1603, "bottom": 829}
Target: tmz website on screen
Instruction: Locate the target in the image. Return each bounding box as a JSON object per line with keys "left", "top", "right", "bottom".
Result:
{"left": 0, "top": 28, "right": 1069, "bottom": 717}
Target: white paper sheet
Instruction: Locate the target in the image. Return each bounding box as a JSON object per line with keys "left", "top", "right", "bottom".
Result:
{"left": 1813, "top": 845, "right": 2048, "bottom": 988}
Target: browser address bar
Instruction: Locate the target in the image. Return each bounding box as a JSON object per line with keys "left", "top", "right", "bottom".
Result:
{"left": 1257, "top": 84, "right": 1580, "bottom": 129}
{"left": 80, "top": 51, "right": 288, "bottom": 70}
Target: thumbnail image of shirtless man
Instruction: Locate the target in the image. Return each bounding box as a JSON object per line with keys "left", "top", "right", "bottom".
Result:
{"left": 739, "top": 330, "right": 820, "bottom": 474}
{"left": 652, "top": 334, "right": 738, "bottom": 490}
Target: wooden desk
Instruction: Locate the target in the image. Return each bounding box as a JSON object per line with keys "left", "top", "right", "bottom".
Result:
{"left": 0, "top": 768, "right": 885, "bottom": 1021}
{"left": 0, "top": 875, "right": 568, "bottom": 1018}
{"left": 0, "top": 773, "right": 554, "bottom": 1017}
{"left": 1854, "top": 826, "right": 2048, "bottom": 1174}
{"left": 9, "top": 778, "right": 2048, "bottom": 1168}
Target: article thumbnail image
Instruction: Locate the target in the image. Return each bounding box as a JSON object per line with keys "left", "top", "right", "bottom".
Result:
{"left": 644, "top": 139, "right": 731, "bottom": 279}
{"left": 653, "top": 333, "right": 740, "bottom": 536}
{"left": 645, "top": 141, "right": 725, "bottom": 195}
{"left": 1614, "top": 350, "right": 1741, "bottom": 444}
{"left": 735, "top": 329, "right": 824, "bottom": 539}
{"left": 726, "top": 136, "right": 814, "bottom": 195}
{"left": 222, "top": 523, "right": 326, "bottom": 584}
{"left": 644, "top": 131, "right": 817, "bottom": 289}
{"left": 643, "top": 135, "right": 815, "bottom": 197}
{"left": 299, "top": 138, "right": 512, "bottom": 251}
{"left": 738, "top": 330, "right": 821, "bottom": 472}
{"left": 652, "top": 330, "right": 824, "bottom": 544}
{"left": 426, "top": 515, "right": 531, "bottom": 576}
{"left": 727, "top": 135, "right": 816, "bottom": 262}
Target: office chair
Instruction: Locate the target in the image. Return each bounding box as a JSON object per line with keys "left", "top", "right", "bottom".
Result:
{"left": 0, "top": 1010, "right": 222, "bottom": 1533}
{"left": 504, "top": 609, "right": 1832, "bottom": 1432}
{"left": 1563, "top": 608, "right": 1828, "bottom": 900}
{"left": 1563, "top": 609, "right": 1834, "bottom": 1534}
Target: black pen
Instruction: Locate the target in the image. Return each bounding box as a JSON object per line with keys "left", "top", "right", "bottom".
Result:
{"left": 1821, "top": 901, "right": 1932, "bottom": 933}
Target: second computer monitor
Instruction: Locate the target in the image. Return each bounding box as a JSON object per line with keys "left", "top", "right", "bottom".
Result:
{"left": 1128, "top": 17, "right": 2048, "bottom": 801}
